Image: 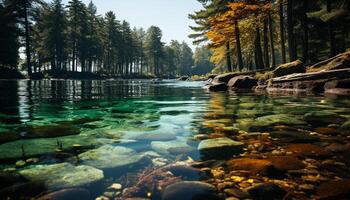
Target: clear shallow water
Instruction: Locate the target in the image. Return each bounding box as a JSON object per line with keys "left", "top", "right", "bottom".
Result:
{"left": 0, "top": 79, "right": 350, "bottom": 199}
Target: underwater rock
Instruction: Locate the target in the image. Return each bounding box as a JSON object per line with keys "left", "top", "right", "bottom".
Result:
{"left": 166, "top": 166, "right": 207, "bottom": 181}
{"left": 284, "top": 144, "right": 332, "bottom": 157}
{"left": 15, "top": 160, "right": 26, "bottom": 168}
{"left": 151, "top": 139, "right": 192, "bottom": 155}
{"left": 272, "top": 60, "right": 305, "bottom": 78}
{"left": 248, "top": 114, "right": 307, "bottom": 131}
{"left": 314, "top": 127, "right": 342, "bottom": 136}
{"left": 0, "top": 134, "right": 108, "bottom": 160}
{"left": 19, "top": 163, "right": 103, "bottom": 189}
{"left": 37, "top": 188, "right": 91, "bottom": 200}
{"left": 79, "top": 145, "right": 144, "bottom": 170}
{"left": 22, "top": 125, "right": 80, "bottom": 138}
{"left": 0, "top": 131, "right": 20, "bottom": 144}
{"left": 269, "top": 130, "right": 319, "bottom": 143}
{"left": 227, "top": 158, "right": 272, "bottom": 174}
{"left": 267, "top": 156, "right": 305, "bottom": 171}
{"left": 0, "top": 172, "right": 26, "bottom": 189}
{"left": 316, "top": 179, "right": 350, "bottom": 199}
{"left": 135, "top": 132, "right": 177, "bottom": 141}
{"left": 227, "top": 75, "right": 257, "bottom": 90}
{"left": 304, "top": 111, "right": 347, "bottom": 126}
{"left": 0, "top": 181, "right": 46, "bottom": 199}
{"left": 198, "top": 137, "right": 243, "bottom": 159}
{"left": 340, "top": 120, "right": 350, "bottom": 133}
{"left": 227, "top": 156, "right": 304, "bottom": 177}
{"left": 247, "top": 183, "right": 287, "bottom": 200}
{"left": 55, "top": 117, "right": 100, "bottom": 126}
{"left": 162, "top": 181, "right": 223, "bottom": 200}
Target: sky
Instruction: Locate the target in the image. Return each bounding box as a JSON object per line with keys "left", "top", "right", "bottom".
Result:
{"left": 59, "top": 0, "right": 203, "bottom": 50}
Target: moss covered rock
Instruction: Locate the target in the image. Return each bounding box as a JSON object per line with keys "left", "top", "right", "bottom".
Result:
{"left": 273, "top": 60, "right": 305, "bottom": 78}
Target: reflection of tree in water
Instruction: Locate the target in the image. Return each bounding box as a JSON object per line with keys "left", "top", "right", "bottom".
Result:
{"left": 0, "top": 81, "right": 21, "bottom": 124}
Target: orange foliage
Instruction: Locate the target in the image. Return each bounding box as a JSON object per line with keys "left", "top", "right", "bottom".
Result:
{"left": 207, "top": 1, "right": 271, "bottom": 48}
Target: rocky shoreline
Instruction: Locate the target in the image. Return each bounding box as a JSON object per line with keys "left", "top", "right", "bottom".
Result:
{"left": 201, "top": 51, "right": 350, "bottom": 96}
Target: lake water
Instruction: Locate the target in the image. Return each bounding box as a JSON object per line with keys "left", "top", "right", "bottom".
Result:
{"left": 0, "top": 80, "right": 350, "bottom": 200}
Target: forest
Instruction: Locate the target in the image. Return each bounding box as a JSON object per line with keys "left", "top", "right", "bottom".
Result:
{"left": 0, "top": 0, "right": 213, "bottom": 79}
{"left": 189, "top": 0, "right": 350, "bottom": 73}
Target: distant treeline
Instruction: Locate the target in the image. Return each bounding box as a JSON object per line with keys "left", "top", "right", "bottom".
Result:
{"left": 0, "top": 0, "right": 214, "bottom": 78}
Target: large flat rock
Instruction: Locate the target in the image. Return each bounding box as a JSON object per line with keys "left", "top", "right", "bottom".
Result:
{"left": 198, "top": 137, "right": 243, "bottom": 159}
{"left": 19, "top": 163, "right": 104, "bottom": 189}
{"left": 79, "top": 145, "right": 144, "bottom": 169}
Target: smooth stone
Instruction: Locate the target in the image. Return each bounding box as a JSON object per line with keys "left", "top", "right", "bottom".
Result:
{"left": 227, "top": 156, "right": 304, "bottom": 178}
{"left": 22, "top": 125, "right": 80, "bottom": 138}
{"left": 284, "top": 144, "right": 332, "bottom": 157}
{"left": 247, "top": 183, "right": 287, "bottom": 200}
{"left": 19, "top": 163, "right": 104, "bottom": 189}
{"left": 79, "top": 145, "right": 144, "bottom": 169}
{"left": 108, "top": 183, "right": 122, "bottom": 190}
{"left": 272, "top": 60, "right": 305, "bottom": 77}
{"left": 15, "top": 160, "right": 26, "bottom": 168}
{"left": 340, "top": 120, "right": 350, "bottom": 133}
{"left": 249, "top": 114, "right": 307, "bottom": 131}
{"left": 0, "top": 134, "right": 111, "bottom": 160}
{"left": 227, "top": 75, "right": 257, "bottom": 90}
{"left": 37, "top": 188, "right": 91, "bottom": 200}
{"left": 316, "top": 179, "right": 350, "bottom": 199}
{"left": 213, "top": 73, "right": 237, "bottom": 84}
{"left": 166, "top": 165, "right": 207, "bottom": 180}
{"left": 136, "top": 132, "right": 177, "bottom": 141}
{"left": 198, "top": 138, "right": 243, "bottom": 159}
{"left": 162, "top": 181, "right": 223, "bottom": 200}
{"left": 151, "top": 139, "right": 192, "bottom": 155}
{"left": 304, "top": 111, "right": 347, "bottom": 126}
{"left": 269, "top": 130, "right": 319, "bottom": 143}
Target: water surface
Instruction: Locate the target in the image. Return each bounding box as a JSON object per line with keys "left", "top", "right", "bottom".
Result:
{"left": 0, "top": 79, "right": 349, "bottom": 199}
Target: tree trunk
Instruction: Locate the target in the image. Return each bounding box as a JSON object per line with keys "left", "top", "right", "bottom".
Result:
{"left": 263, "top": 18, "right": 269, "bottom": 68}
{"left": 226, "top": 42, "right": 232, "bottom": 72}
{"left": 268, "top": 11, "right": 276, "bottom": 69}
{"left": 279, "top": 2, "right": 286, "bottom": 64}
{"left": 287, "top": 0, "right": 297, "bottom": 61}
{"left": 234, "top": 20, "right": 243, "bottom": 71}
{"left": 301, "top": 0, "right": 309, "bottom": 63}
{"left": 255, "top": 27, "right": 264, "bottom": 70}
{"left": 327, "top": 0, "right": 337, "bottom": 57}
{"left": 24, "top": 1, "right": 32, "bottom": 77}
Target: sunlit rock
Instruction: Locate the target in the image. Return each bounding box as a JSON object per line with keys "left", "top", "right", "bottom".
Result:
{"left": 304, "top": 111, "right": 347, "bottom": 126}
{"left": 151, "top": 138, "right": 192, "bottom": 155}
{"left": 19, "top": 163, "right": 104, "bottom": 189}
{"left": 79, "top": 145, "right": 144, "bottom": 170}
{"left": 249, "top": 114, "right": 307, "bottom": 131}
{"left": 198, "top": 137, "right": 243, "bottom": 159}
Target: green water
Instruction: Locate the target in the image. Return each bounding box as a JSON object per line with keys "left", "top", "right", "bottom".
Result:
{"left": 0, "top": 79, "right": 350, "bottom": 199}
